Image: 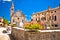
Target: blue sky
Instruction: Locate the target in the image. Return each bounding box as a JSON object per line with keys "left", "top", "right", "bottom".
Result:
{"left": 0, "top": 0, "right": 60, "bottom": 21}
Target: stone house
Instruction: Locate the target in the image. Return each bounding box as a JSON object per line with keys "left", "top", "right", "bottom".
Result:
{"left": 31, "top": 5, "right": 60, "bottom": 29}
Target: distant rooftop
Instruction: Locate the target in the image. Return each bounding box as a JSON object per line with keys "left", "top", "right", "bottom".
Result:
{"left": 32, "top": 6, "right": 60, "bottom": 15}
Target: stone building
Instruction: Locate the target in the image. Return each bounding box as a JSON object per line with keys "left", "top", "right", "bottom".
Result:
{"left": 31, "top": 5, "right": 60, "bottom": 29}
{"left": 0, "top": 17, "right": 3, "bottom": 26}
{"left": 10, "top": 3, "right": 25, "bottom": 27}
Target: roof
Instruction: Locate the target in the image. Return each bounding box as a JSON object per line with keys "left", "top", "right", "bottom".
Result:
{"left": 32, "top": 6, "right": 60, "bottom": 15}
{"left": 12, "top": 10, "right": 25, "bottom": 17}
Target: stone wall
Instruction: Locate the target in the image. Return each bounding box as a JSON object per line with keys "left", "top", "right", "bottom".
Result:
{"left": 11, "top": 28, "right": 60, "bottom": 40}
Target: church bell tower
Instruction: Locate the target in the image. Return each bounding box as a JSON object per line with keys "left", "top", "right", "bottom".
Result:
{"left": 10, "top": 2, "right": 14, "bottom": 24}
{"left": 10, "top": 2, "right": 14, "bottom": 17}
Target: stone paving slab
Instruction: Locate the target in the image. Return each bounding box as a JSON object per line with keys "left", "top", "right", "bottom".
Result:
{"left": 0, "top": 34, "right": 10, "bottom": 40}
{"left": 0, "top": 34, "right": 15, "bottom": 40}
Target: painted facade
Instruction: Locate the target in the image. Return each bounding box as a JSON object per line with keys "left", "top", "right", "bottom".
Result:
{"left": 31, "top": 5, "right": 60, "bottom": 29}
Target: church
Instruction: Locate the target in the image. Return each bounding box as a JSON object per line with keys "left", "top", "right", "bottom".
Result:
{"left": 10, "top": 3, "right": 25, "bottom": 27}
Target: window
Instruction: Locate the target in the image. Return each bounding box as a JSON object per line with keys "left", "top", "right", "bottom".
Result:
{"left": 11, "top": 9, "right": 13, "bottom": 10}
{"left": 0, "top": 21, "right": 1, "bottom": 22}
{"left": 55, "top": 24, "right": 58, "bottom": 27}
{"left": 55, "top": 16, "right": 56, "bottom": 21}
{"left": 51, "top": 11, "right": 53, "bottom": 13}
{"left": 55, "top": 11, "right": 56, "bottom": 12}
{"left": 18, "top": 18, "right": 19, "bottom": 20}
{"left": 41, "top": 17, "right": 46, "bottom": 20}
{"left": 52, "top": 15, "right": 56, "bottom": 21}
{"left": 37, "top": 20, "right": 40, "bottom": 22}
{"left": 36, "top": 18, "right": 37, "bottom": 21}
{"left": 31, "top": 19, "right": 33, "bottom": 21}
{"left": 0, "top": 24, "right": 2, "bottom": 26}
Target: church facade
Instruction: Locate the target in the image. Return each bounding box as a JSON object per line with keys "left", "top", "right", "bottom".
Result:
{"left": 10, "top": 3, "right": 25, "bottom": 27}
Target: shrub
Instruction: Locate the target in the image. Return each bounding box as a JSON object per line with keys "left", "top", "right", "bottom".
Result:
{"left": 3, "top": 18, "right": 9, "bottom": 25}
{"left": 10, "top": 24, "right": 16, "bottom": 27}
{"left": 24, "top": 22, "right": 43, "bottom": 30}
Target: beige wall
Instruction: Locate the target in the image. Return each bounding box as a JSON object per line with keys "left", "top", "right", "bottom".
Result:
{"left": 0, "top": 18, "right": 3, "bottom": 26}
{"left": 31, "top": 6, "right": 60, "bottom": 28}
{"left": 53, "top": 9, "right": 60, "bottom": 27}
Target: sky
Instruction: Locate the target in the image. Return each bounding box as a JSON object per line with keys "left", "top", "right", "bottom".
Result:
{"left": 0, "top": 0, "right": 60, "bottom": 21}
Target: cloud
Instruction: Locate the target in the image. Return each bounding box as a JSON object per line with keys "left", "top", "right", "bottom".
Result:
{"left": 3, "top": 0, "right": 12, "bottom": 1}
{"left": 25, "top": 15, "right": 28, "bottom": 17}
{"left": 25, "top": 18, "right": 31, "bottom": 22}
{"left": 25, "top": 18, "right": 28, "bottom": 21}
{"left": 25, "top": 15, "right": 31, "bottom": 17}
{"left": 32, "top": 12, "right": 35, "bottom": 14}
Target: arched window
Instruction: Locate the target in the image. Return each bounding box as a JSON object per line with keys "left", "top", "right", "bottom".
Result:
{"left": 55, "top": 16, "right": 56, "bottom": 21}
{"left": 52, "top": 15, "right": 56, "bottom": 21}
{"left": 51, "top": 11, "right": 53, "bottom": 13}
{"left": 41, "top": 17, "right": 46, "bottom": 20}
{"left": 31, "top": 19, "right": 33, "bottom": 21}
{"left": 55, "top": 11, "right": 56, "bottom": 13}
{"left": 18, "top": 18, "right": 19, "bottom": 20}
{"left": 0, "top": 21, "right": 1, "bottom": 22}
{"left": 11, "top": 9, "right": 13, "bottom": 10}
{"left": 36, "top": 18, "right": 37, "bottom": 21}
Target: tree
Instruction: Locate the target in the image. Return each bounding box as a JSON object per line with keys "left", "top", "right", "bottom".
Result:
{"left": 3, "top": 18, "right": 9, "bottom": 26}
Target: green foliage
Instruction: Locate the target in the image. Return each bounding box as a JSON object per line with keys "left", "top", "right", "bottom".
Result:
{"left": 10, "top": 24, "right": 16, "bottom": 27}
{"left": 3, "top": 18, "right": 9, "bottom": 25}
{"left": 24, "top": 23, "right": 42, "bottom": 30}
